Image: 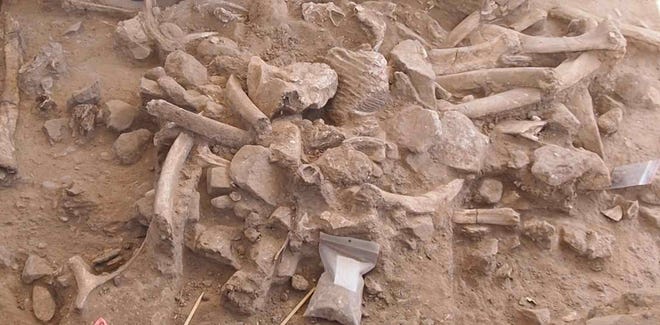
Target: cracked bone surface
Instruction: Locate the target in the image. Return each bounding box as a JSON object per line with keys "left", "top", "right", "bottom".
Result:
{"left": 357, "top": 179, "right": 464, "bottom": 214}
{"left": 0, "top": 16, "right": 22, "bottom": 186}
{"left": 441, "top": 11, "right": 481, "bottom": 48}
{"left": 69, "top": 132, "right": 194, "bottom": 310}
{"left": 549, "top": 5, "right": 660, "bottom": 51}
{"left": 429, "top": 35, "right": 523, "bottom": 75}
{"left": 225, "top": 74, "right": 272, "bottom": 139}
{"left": 436, "top": 67, "right": 557, "bottom": 93}
{"left": 146, "top": 99, "right": 252, "bottom": 147}
{"left": 452, "top": 208, "right": 521, "bottom": 226}
{"left": 62, "top": 0, "right": 138, "bottom": 17}
{"left": 565, "top": 85, "right": 604, "bottom": 158}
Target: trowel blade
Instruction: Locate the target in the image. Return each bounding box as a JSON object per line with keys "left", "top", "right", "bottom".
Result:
{"left": 609, "top": 160, "right": 660, "bottom": 189}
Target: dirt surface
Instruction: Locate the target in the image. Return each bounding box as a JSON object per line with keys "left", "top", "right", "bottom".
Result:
{"left": 0, "top": 0, "right": 659, "bottom": 325}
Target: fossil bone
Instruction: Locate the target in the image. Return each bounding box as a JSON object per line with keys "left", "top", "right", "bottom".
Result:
{"left": 565, "top": 85, "right": 604, "bottom": 157}
{"left": 452, "top": 208, "right": 521, "bottom": 226}
{"left": 357, "top": 179, "right": 464, "bottom": 214}
{"left": 441, "top": 11, "right": 481, "bottom": 48}
{"left": 146, "top": 99, "right": 252, "bottom": 148}
{"left": 436, "top": 67, "right": 557, "bottom": 94}
{"left": 503, "top": 8, "right": 547, "bottom": 32}
{"left": 429, "top": 34, "right": 523, "bottom": 75}
{"left": 225, "top": 74, "right": 272, "bottom": 139}
{"left": 69, "top": 132, "right": 194, "bottom": 309}
{"left": 0, "top": 16, "right": 22, "bottom": 186}
{"left": 62, "top": 0, "right": 138, "bottom": 17}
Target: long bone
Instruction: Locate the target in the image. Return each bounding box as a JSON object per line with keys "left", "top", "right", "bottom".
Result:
{"left": 356, "top": 179, "right": 464, "bottom": 214}
{"left": 429, "top": 34, "right": 523, "bottom": 75}
{"left": 0, "top": 16, "right": 22, "bottom": 186}
{"left": 225, "top": 75, "right": 272, "bottom": 139}
{"left": 62, "top": 0, "right": 138, "bottom": 17}
{"left": 441, "top": 11, "right": 481, "bottom": 48}
{"left": 146, "top": 99, "right": 252, "bottom": 148}
{"left": 68, "top": 132, "right": 194, "bottom": 309}
{"left": 452, "top": 208, "right": 521, "bottom": 226}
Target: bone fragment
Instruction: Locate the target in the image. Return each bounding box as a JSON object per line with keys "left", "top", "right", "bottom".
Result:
{"left": 429, "top": 35, "right": 522, "bottom": 75}
{"left": 0, "top": 16, "right": 22, "bottom": 186}
{"left": 436, "top": 67, "right": 557, "bottom": 93}
{"left": 225, "top": 75, "right": 271, "bottom": 139}
{"left": 505, "top": 8, "right": 547, "bottom": 32}
{"left": 565, "top": 85, "right": 604, "bottom": 157}
{"left": 494, "top": 120, "right": 547, "bottom": 141}
{"left": 146, "top": 99, "right": 252, "bottom": 148}
{"left": 69, "top": 132, "right": 194, "bottom": 309}
{"left": 143, "top": 0, "right": 180, "bottom": 55}
{"left": 441, "top": 11, "right": 481, "bottom": 48}
{"left": 549, "top": 5, "right": 660, "bottom": 51}
{"left": 452, "top": 208, "right": 520, "bottom": 226}
{"left": 359, "top": 179, "right": 464, "bottom": 214}
{"left": 62, "top": 0, "right": 138, "bottom": 17}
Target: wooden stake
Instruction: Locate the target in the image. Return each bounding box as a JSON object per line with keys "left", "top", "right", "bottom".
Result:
{"left": 183, "top": 291, "right": 205, "bottom": 325}
{"left": 279, "top": 287, "right": 316, "bottom": 325}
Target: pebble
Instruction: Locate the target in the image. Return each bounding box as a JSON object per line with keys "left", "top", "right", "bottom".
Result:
{"left": 22, "top": 254, "right": 54, "bottom": 284}
{"left": 32, "top": 285, "right": 56, "bottom": 322}
{"left": 291, "top": 274, "right": 310, "bottom": 291}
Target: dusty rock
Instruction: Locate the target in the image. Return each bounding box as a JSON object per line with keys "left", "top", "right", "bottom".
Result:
{"left": 210, "top": 195, "right": 234, "bottom": 210}
{"left": 291, "top": 274, "right": 310, "bottom": 291}
{"left": 43, "top": 118, "right": 69, "bottom": 143}
{"left": 315, "top": 145, "right": 375, "bottom": 185}
{"left": 115, "top": 15, "right": 152, "bottom": 60}
{"left": 103, "top": 99, "right": 137, "bottom": 131}
{"left": 229, "top": 145, "right": 286, "bottom": 206}
{"left": 247, "top": 57, "right": 338, "bottom": 118}
{"left": 561, "top": 226, "right": 614, "bottom": 260}
{"left": 434, "top": 111, "right": 489, "bottom": 173}
{"left": 531, "top": 145, "right": 610, "bottom": 189}
{"left": 615, "top": 73, "right": 660, "bottom": 110}
{"left": 0, "top": 246, "right": 18, "bottom": 270}
{"left": 32, "top": 285, "right": 56, "bottom": 322}
{"left": 601, "top": 206, "right": 623, "bottom": 222}
{"left": 68, "top": 79, "right": 102, "bottom": 108}
{"left": 343, "top": 137, "right": 392, "bottom": 163}
{"left": 548, "top": 102, "right": 581, "bottom": 135}
{"left": 464, "top": 238, "right": 498, "bottom": 275}
{"left": 221, "top": 269, "right": 272, "bottom": 314}
{"left": 389, "top": 105, "right": 442, "bottom": 153}
{"left": 22, "top": 255, "right": 54, "bottom": 284}
{"left": 639, "top": 206, "right": 660, "bottom": 229}
{"left": 302, "top": 2, "right": 345, "bottom": 26}
{"left": 248, "top": 0, "right": 288, "bottom": 26}
{"left": 522, "top": 219, "right": 556, "bottom": 250}
{"left": 297, "top": 119, "right": 345, "bottom": 152}
{"left": 192, "top": 225, "right": 241, "bottom": 269}
{"left": 269, "top": 206, "right": 293, "bottom": 230}
{"left": 478, "top": 178, "right": 504, "bottom": 204}
{"left": 196, "top": 37, "right": 242, "bottom": 59}
{"left": 612, "top": 195, "right": 639, "bottom": 219}
{"left": 597, "top": 106, "right": 623, "bottom": 135}
{"left": 135, "top": 190, "right": 154, "bottom": 225}
{"left": 112, "top": 129, "right": 152, "bottom": 165}
{"left": 140, "top": 77, "right": 165, "bottom": 99}
{"left": 164, "top": 50, "right": 208, "bottom": 88}
{"left": 144, "top": 66, "right": 166, "bottom": 80}
{"left": 353, "top": 2, "right": 387, "bottom": 51}
{"left": 269, "top": 120, "right": 302, "bottom": 167}
{"left": 405, "top": 216, "right": 435, "bottom": 241}
{"left": 206, "top": 166, "right": 233, "bottom": 196}
{"left": 390, "top": 40, "right": 436, "bottom": 107}
{"left": 364, "top": 277, "right": 383, "bottom": 295}
{"left": 458, "top": 225, "right": 490, "bottom": 241}
{"left": 586, "top": 314, "right": 635, "bottom": 325}
{"left": 19, "top": 42, "right": 67, "bottom": 96}
{"left": 519, "top": 308, "right": 551, "bottom": 325}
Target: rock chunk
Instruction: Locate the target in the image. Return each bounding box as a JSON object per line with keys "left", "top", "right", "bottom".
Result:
{"left": 561, "top": 226, "right": 614, "bottom": 260}
{"left": 522, "top": 219, "right": 555, "bottom": 250}
{"left": 297, "top": 119, "right": 345, "bottom": 153}
{"left": 164, "top": 50, "right": 208, "bottom": 88}
{"left": 68, "top": 79, "right": 102, "bottom": 108}
{"left": 464, "top": 238, "right": 498, "bottom": 275}
{"left": 477, "top": 178, "right": 503, "bottom": 204}
{"left": 597, "top": 106, "right": 623, "bottom": 135}
{"left": 247, "top": 57, "right": 338, "bottom": 118}
{"left": 615, "top": 73, "right": 660, "bottom": 110}
{"left": 531, "top": 145, "right": 610, "bottom": 189}
{"left": 112, "top": 129, "right": 152, "bottom": 165}
{"left": 519, "top": 308, "right": 550, "bottom": 325}
{"left": 315, "top": 146, "right": 374, "bottom": 185}
{"left": 291, "top": 274, "right": 310, "bottom": 291}
{"left": 639, "top": 206, "right": 660, "bottom": 229}
{"left": 405, "top": 216, "right": 435, "bottom": 242}
{"left": 19, "top": 42, "right": 67, "bottom": 96}
{"left": 230, "top": 145, "right": 286, "bottom": 206}
{"left": 43, "top": 118, "right": 69, "bottom": 144}
{"left": 302, "top": 2, "right": 345, "bottom": 26}
{"left": 115, "top": 15, "right": 152, "bottom": 60}
{"left": 434, "top": 111, "right": 489, "bottom": 173}
{"left": 269, "top": 120, "right": 302, "bottom": 167}
{"left": 32, "top": 285, "right": 56, "bottom": 322}
{"left": 221, "top": 269, "right": 272, "bottom": 314}
{"left": 140, "top": 77, "right": 165, "bottom": 99}
{"left": 103, "top": 100, "right": 137, "bottom": 131}
{"left": 22, "top": 255, "right": 54, "bottom": 284}
{"left": 206, "top": 166, "right": 233, "bottom": 196}
{"left": 192, "top": 225, "right": 241, "bottom": 269}
{"left": 390, "top": 40, "right": 436, "bottom": 107}
{"left": 70, "top": 104, "right": 99, "bottom": 136}
{"left": 390, "top": 105, "right": 442, "bottom": 153}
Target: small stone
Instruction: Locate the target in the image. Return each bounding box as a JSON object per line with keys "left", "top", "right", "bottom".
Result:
{"left": 390, "top": 40, "right": 436, "bottom": 107}
{"left": 135, "top": 190, "right": 155, "bottom": 225}
{"left": 297, "top": 119, "right": 345, "bottom": 152}
{"left": 103, "top": 100, "right": 137, "bottom": 132}
{"left": 615, "top": 73, "right": 660, "bottom": 110}
{"left": 68, "top": 79, "right": 101, "bottom": 108}
{"left": 477, "top": 178, "right": 503, "bottom": 204}
{"left": 560, "top": 226, "right": 614, "bottom": 260}
{"left": 601, "top": 206, "right": 623, "bottom": 222}
{"left": 597, "top": 106, "right": 623, "bottom": 135}
{"left": 518, "top": 308, "right": 550, "bottom": 325}
{"left": 389, "top": 105, "right": 442, "bottom": 153}
{"left": 364, "top": 277, "right": 383, "bottom": 295}
{"left": 140, "top": 77, "right": 165, "bottom": 99}
{"left": 221, "top": 269, "right": 272, "bottom": 314}
{"left": 302, "top": 2, "right": 346, "bottom": 26}
{"left": 291, "top": 274, "right": 310, "bottom": 291}
{"left": 70, "top": 104, "right": 99, "bottom": 136}
{"left": 0, "top": 246, "right": 18, "bottom": 270}
{"left": 32, "top": 285, "right": 56, "bottom": 322}
{"left": 206, "top": 166, "right": 233, "bottom": 196}
{"left": 210, "top": 195, "right": 234, "bottom": 210}
{"left": 144, "top": 66, "right": 166, "bottom": 80}
{"left": 196, "top": 37, "right": 242, "bottom": 59}
{"left": 65, "top": 181, "right": 84, "bottom": 196}
{"left": 164, "top": 50, "right": 208, "bottom": 88}
{"left": 458, "top": 225, "right": 490, "bottom": 241}
{"left": 315, "top": 145, "right": 374, "bottom": 185}
{"left": 112, "top": 129, "right": 152, "bottom": 165}
{"left": 22, "top": 255, "right": 54, "bottom": 284}
{"left": 277, "top": 250, "right": 302, "bottom": 278}
{"left": 531, "top": 145, "right": 610, "bottom": 190}
{"left": 229, "top": 145, "right": 286, "bottom": 206}
{"left": 405, "top": 216, "right": 435, "bottom": 242}
{"left": 41, "top": 181, "right": 59, "bottom": 191}
{"left": 269, "top": 206, "right": 293, "bottom": 230}
{"left": 193, "top": 225, "right": 241, "bottom": 269}
{"left": 522, "top": 219, "right": 555, "bottom": 250}
{"left": 464, "top": 238, "right": 498, "bottom": 275}
{"left": 548, "top": 103, "right": 580, "bottom": 135}
{"left": 639, "top": 206, "right": 660, "bottom": 229}
{"left": 43, "top": 118, "right": 69, "bottom": 143}
{"left": 92, "top": 248, "right": 121, "bottom": 265}
{"left": 244, "top": 227, "right": 261, "bottom": 242}
{"left": 434, "top": 111, "right": 489, "bottom": 173}
{"left": 269, "top": 120, "right": 302, "bottom": 167}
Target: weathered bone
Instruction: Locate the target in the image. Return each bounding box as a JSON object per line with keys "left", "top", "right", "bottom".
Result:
{"left": 565, "top": 85, "right": 604, "bottom": 157}
{"left": 441, "top": 11, "right": 481, "bottom": 48}
{"left": 549, "top": 5, "right": 660, "bottom": 51}
{"left": 358, "top": 179, "right": 464, "bottom": 214}
{"left": 143, "top": 0, "right": 180, "bottom": 55}
{"left": 146, "top": 99, "right": 252, "bottom": 148}
{"left": 504, "top": 8, "right": 547, "bottom": 32}
{"left": 452, "top": 208, "right": 521, "bottom": 226}
{"left": 429, "top": 35, "right": 523, "bottom": 75}
{"left": 436, "top": 67, "right": 557, "bottom": 93}
{"left": 225, "top": 75, "right": 271, "bottom": 139}
{"left": 447, "top": 52, "right": 601, "bottom": 118}
{"left": 69, "top": 132, "right": 194, "bottom": 309}
{"left": 62, "top": 0, "right": 138, "bottom": 17}
{"left": 480, "top": 19, "right": 626, "bottom": 54}
{"left": 0, "top": 16, "right": 22, "bottom": 186}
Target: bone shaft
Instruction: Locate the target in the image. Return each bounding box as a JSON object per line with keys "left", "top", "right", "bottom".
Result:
{"left": 62, "top": 0, "right": 138, "bottom": 17}
{"left": 436, "top": 67, "right": 555, "bottom": 92}
{"left": 146, "top": 99, "right": 252, "bottom": 147}
{"left": 565, "top": 86, "right": 604, "bottom": 157}
{"left": 442, "top": 11, "right": 481, "bottom": 48}
{"left": 430, "top": 36, "right": 518, "bottom": 75}
{"left": 454, "top": 88, "right": 542, "bottom": 118}
{"left": 554, "top": 52, "right": 601, "bottom": 91}
{"left": 508, "top": 8, "right": 547, "bottom": 31}
{"left": 0, "top": 16, "right": 22, "bottom": 177}
{"left": 225, "top": 75, "right": 271, "bottom": 136}
{"left": 518, "top": 32, "right": 601, "bottom": 53}
{"left": 453, "top": 208, "right": 520, "bottom": 226}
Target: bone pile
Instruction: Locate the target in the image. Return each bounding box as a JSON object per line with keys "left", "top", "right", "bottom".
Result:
{"left": 53, "top": 0, "right": 660, "bottom": 323}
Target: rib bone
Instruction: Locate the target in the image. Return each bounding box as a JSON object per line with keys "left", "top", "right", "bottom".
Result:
{"left": 0, "top": 16, "right": 22, "bottom": 186}
{"left": 452, "top": 208, "right": 520, "bottom": 226}
{"left": 69, "top": 132, "right": 194, "bottom": 309}
{"left": 358, "top": 179, "right": 464, "bottom": 214}
{"left": 146, "top": 99, "right": 252, "bottom": 148}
